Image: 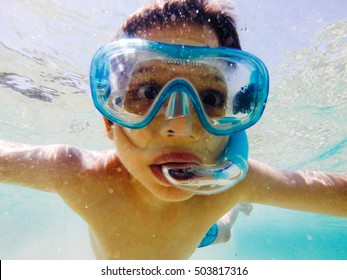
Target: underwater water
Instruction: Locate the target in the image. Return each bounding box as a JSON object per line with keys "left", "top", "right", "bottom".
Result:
{"left": 0, "top": 0, "right": 346, "bottom": 259}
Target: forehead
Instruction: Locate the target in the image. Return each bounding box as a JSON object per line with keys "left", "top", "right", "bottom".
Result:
{"left": 135, "top": 22, "right": 219, "bottom": 47}
{"left": 131, "top": 59, "right": 225, "bottom": 81}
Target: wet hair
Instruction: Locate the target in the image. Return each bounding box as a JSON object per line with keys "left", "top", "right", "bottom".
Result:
{"left": 118, "top": 0, "right": 241, "bottom": 49}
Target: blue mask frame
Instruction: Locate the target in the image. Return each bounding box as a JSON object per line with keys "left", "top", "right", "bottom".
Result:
{"left": 90, "top": 39, "right": 269, "bottom": 136}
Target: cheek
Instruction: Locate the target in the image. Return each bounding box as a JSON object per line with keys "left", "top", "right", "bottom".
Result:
{"left": 112, "top": 126, "right": 150, "bottom": 177}
{"left": 204, "top": 132, "right": 227, "bottom": 153}
{"left": 197, "top": 133, "right": 228, "bottom": 164}
{"left": 119, "top": 126, "right": 154, "bottom": 149}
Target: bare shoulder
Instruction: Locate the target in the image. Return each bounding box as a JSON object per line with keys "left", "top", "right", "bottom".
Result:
{"left": 55, "top": 145, "right": 121, "bottom": 171}
{"left": 54, "top": 145, "right": 126, "bottom": 182}
{"left": 55, "top": 146, "right": 131, "bottom": 216}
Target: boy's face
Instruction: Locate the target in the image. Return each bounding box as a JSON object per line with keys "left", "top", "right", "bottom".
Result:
{"left": 105, "top": 23, "right": 229, "bottom": 202}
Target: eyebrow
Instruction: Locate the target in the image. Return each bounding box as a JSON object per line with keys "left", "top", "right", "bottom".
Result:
{"left": 132, "top": 65, "right": 158, "bottom": 75}
{"left": 131, "top": 64, "right": 225, "bottom": 83}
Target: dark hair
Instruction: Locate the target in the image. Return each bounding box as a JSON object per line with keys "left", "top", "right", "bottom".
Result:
{"left": 118, "top": 0, "right": 241, "bottom": 49}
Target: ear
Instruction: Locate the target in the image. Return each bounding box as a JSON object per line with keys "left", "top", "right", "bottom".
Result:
{"left": 103, "top": 117, "right": 114, "bottom": 140}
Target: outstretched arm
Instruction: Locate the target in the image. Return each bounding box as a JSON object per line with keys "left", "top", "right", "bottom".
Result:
{"left": 0, "top": 139, "right": 84, "bottom": 192}
{"left": 244, "top": 159, "right": 347, "bottom": 217}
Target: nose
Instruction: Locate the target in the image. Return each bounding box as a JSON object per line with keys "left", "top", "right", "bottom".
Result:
{"left": 159, "top": 90, "right": 200, "bottom": 139}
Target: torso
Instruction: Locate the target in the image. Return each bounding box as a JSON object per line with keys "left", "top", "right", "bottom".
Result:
{"left": 56, "top": 151, "right": 240, "bottom": 259}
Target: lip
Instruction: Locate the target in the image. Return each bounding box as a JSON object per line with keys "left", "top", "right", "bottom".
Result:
{"left": 152, "top": 153, "right": 201, "bottom": 165}
{"left": 150, "top": 153, "right": 201, "bottom": 185}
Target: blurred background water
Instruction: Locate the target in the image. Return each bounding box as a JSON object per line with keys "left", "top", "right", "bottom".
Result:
{"left": 0, "top": 0, "right": 346, "bottom": 259}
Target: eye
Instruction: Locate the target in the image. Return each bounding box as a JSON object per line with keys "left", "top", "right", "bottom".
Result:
{"left": 123, "top": 82, "right": 162, "bottom": 115}
{"left": 138, "top": 82, "right": 162, "bottom": 100}
{"left": 200, "top": 89, "right": 226, "bottom": 108}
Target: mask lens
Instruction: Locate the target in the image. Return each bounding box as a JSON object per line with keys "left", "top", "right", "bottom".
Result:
{"left": 110, "top": 58, "right": 230, "bottom": 119}
{"left": 205, "top": 59, "right": 263, "bottom": 131}
{"left": 124, "top": 81, "right": 161, "bottom": 115}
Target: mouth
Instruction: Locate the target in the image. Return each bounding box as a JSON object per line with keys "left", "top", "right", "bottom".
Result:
{"left": 150, "top": 153, "right": 201, "bottom": 185}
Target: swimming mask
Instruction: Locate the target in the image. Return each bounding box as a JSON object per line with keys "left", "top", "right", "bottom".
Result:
{"left": 90, "top": 39, "right": 269, "bottom": 135}
{"left": 90, "top": 39, "right": 269, "bottom": 194}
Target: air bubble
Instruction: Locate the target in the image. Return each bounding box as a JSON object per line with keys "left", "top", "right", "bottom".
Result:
{"left": 108, "top": 188, "right": 114, "bottom": 194}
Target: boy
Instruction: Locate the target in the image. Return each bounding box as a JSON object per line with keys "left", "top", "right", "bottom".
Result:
{"left": 1, "top": 0, "right": 346, "bottom": 259}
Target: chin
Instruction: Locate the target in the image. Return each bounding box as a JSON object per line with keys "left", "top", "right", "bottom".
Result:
{"left": 149, "top": 184, "right": 195, "bottom": 202}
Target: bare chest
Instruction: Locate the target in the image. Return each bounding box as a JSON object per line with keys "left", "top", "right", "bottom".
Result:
{"left": 86, "top": 202, "right": 211, "bottom": 259}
